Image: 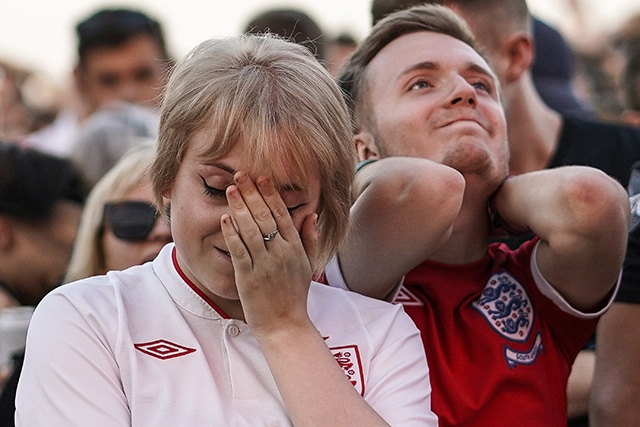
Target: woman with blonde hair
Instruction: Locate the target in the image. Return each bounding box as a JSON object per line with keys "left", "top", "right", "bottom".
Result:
{"left": 64, "top": 138, "right": 171, "bottom": 282}
{"left": 16, "top": 35, "right": 436, "bottom": 426}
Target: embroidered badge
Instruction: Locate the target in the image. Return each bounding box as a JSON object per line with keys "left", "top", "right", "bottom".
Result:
{"left": 134, "top": 339, "right": 196, "bottom": 360}
{"left": 472, "top": 272, "right": 533, "bottom": 342}
{"left": 504, "top": 331, "right": 544, "bottom": 369}
{"left": 330, "top": 345, "right": 365, "bottom": 395}
{"left": 393, "top": 286, "right": 424, "bottom": 306}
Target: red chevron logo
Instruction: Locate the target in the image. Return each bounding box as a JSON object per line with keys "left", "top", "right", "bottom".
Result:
{"left": 134, "top": 339, "right": 196, "bottom": 360}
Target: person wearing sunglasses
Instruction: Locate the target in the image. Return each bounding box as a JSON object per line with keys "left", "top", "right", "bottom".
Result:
{"left": 64, "top": 138, "right": 171, "bottom": 282}
{"left": 15, "top": 35, "right": 445, "bottom": 425}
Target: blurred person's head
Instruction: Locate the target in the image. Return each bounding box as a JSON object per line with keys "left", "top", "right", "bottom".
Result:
{"left": 0, "top": 142, "right": 87, "bottom": 305}
{"left": 531, "top": 18, "right": 595, "bottom": 118}
{"left": 621, "top": 46, "right": 640, "bottom": 126}
{"left": 65, "top": 139, "right": 171, "bottom": 282}
{"left": 69, "top": 101, "right": 160, "bottom": 187}
{"left": 244, "top": 8, "right": 327, "bottom": 61}
{"left": 0, "top": 60, "right": 60, "bottom": 140}
{"left": 74, "top": 7, "right": 172, "bottom": 116}
{"left": 326, "top": 33, "right": 358, "bottom": 77}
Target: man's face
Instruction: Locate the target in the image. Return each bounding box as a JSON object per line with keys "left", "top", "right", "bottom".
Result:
{"left": 358, "top": 31, "right": 509, "bottom": 183}
{"left": 75, "top": 34, "right": 166, "bottom": 114}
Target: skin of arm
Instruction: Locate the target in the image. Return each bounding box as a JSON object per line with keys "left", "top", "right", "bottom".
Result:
{"left": 566, "top": 348, "right": 595, "bottom": 419}
{"left": 490, "top": 166, "right": 630, "bottom": 312}
{"left": 590, "top": 302, "right": 640, "bottom": 426}
{"left": 338, "top": 157, "right": 465, "bottom": 299}
{"left": 221, "top": 173, "right": 390, "bottom": 426}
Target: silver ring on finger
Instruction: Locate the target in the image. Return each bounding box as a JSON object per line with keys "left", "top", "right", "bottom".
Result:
{"left": 262, "top": 229, "right": 279, "bottom": 242}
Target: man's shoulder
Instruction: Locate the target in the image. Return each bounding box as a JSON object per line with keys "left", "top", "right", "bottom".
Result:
{"left": 554, "top": 115, "right": 640, "bottom": 185}
{"left": 561, "top": 115, "right": 640, "bottom": 140}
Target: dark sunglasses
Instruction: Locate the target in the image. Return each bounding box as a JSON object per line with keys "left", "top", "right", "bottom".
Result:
{"left": 103, "top": 200, "right": 164, "bottom": 241}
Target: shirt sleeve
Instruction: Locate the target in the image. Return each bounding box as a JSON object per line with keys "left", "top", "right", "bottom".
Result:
{"left": 15, "top": 287, "right": 130, "bottom": 427}
{"left": 324, "top": 255, "right": 404, "bottom": 302}
{"left": 530, "top": 240, "right": 618, "bottom": 318}
{"left": 353, "top": 295, "right": 438, "bottom": 426}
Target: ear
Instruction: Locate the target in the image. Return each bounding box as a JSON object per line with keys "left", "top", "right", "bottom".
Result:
{"left": 353, "top": 132, "right": 380, "bottom": 161}
{"left": 621, "top": 110, "right": 640, "bottom": 127}
{"left": 0, "top": 216, "right": 15, "bottom": 251}
{"left": 162, "top": 187, "right": 172, "bottom": 200}
{"left": 500, "top": 32, "right": 534, "bottom": 83}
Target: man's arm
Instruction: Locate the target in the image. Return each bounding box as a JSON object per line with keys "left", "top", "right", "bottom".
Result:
{"left": 590, "top": 222, "right": 640, "bottom": 425}
{"left": 590, "top": 303, "right": 640, "bottom": 425}
{"left": 566, "top": 348, "right": 595, "bottom": 420}
{"left": 338, "top": 157, "right": 465, "bottom": 299}
{"left": 490, "top": 166, "right": 630, "bottom": 311}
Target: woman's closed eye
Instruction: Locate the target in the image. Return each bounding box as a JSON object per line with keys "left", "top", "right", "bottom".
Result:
{"left": 200, "top": 175, "right": 227, "bottom": 199}
{"left": 286, "top": 203, "right": 305, "bottom": 217}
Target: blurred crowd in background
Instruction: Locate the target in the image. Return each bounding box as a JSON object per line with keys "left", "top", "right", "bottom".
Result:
{"left": 1, "top": 1, "right": 640, "bottom": 149}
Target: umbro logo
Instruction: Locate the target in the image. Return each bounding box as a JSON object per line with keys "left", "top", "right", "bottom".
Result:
{"left": 134, "top": 339, "right": 196, "bottom": 360}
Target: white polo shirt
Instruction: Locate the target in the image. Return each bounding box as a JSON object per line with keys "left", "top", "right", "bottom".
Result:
{"left": 16, "top": 244, "right": 437, "bottom": 426}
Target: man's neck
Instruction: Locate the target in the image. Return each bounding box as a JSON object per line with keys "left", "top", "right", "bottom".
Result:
{"left": 428, "top": 189, "right": 492, "bottom": 265}
{"left": 503, "top": 75, "right": 564, "bottom": 175}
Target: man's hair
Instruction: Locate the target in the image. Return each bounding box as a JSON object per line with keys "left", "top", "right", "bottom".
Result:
{"left": 151, "top": 34, "right": 355, "bottom": 272}
{"left": 76, "top": 8, "right": 169, "bottom": 66}
{"left": 371, "top": 0, "right": 443, "bottom": 25}
{"left": 244, "top": 8, "right": 326, "bottom": 61}
{"left": 371, "top": 0, "right": 531, "bottom": 40}
{"left": 0, "top": 142, "right": 87, "bottom": 220}
{"left": 338, "top": 4, "right": 477, "bottom": 131}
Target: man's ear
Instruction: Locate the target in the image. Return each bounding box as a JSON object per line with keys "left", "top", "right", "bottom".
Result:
{"left": 500, "top": 32, "right": 534, "bottom": 83}
{"left": 353, "top": 132, "right": 380, "bottom": 161}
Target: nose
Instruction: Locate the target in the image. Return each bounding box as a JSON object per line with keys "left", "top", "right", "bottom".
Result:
{"left": 117, "top": 82, "right": 142, "bottom": 104}
{"left": 448, "top": 77, "right": 477, "bottom": 107}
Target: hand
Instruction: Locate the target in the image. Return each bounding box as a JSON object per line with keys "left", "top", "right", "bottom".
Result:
{"left": 221, "top": 172, "right": 318, "bottom": 335}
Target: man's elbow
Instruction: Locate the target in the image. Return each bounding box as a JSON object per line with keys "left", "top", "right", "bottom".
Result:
{"left": 563, "top": 168, "right": 630, "bottom": 236}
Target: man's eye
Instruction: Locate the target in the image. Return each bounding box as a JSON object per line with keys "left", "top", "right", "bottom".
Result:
{"left": 472, "top": 80, "right": 492, "bottom": 93}
{"left": 410, "top": 80, "right": 430, "bottom": 90}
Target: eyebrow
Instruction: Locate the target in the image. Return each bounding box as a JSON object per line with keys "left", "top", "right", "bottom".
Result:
{"left": 397, "top": 60, "right": 497, "bottom": 83}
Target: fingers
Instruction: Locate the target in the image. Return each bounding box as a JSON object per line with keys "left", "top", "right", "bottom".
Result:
{"left": 233, "top": 172, "right": 279, "bottom": 239}
{"left": 255, "top": 176, "right": 298, "bottom": 242}
{"left": 226, "top": 172, "right": 302, "bottom": 256}
{"left": 221, "top": 213, "right": 252, "bottom": 270}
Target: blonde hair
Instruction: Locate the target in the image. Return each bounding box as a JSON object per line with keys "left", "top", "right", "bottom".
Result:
{"left": 151, "top": 35, "right": 355, "bottom": 272}
{"left": 64, "top": 138, "right": 157, "bottom": 282}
